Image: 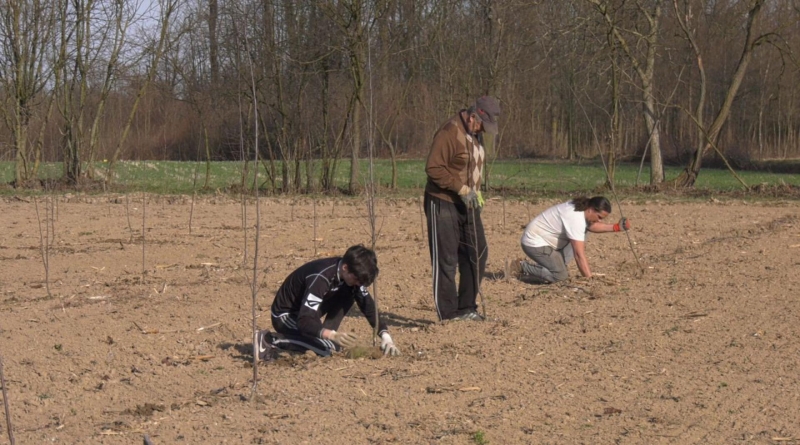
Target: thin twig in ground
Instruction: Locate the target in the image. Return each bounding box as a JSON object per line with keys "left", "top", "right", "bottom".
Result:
{"left": 249, "top": 106, "right": 261, "bottom": 395}
{"left": 141, "top": 192, "right": 147, "bottom": 283}
{"left": 526, "top": 200, "right": 531, "bottom": 221}
{"left": 189, "top": 163, "right": 199, "bottom": 234}
{"left": 49, "top": 192, "right": 57, "bottom": 241}
{"left": 0, "top": 355, "right": 16, "bottom": 445}
{"left": 240, "top": 27, "right": 262, "bottom": 395}
{"left": 470, "top": 206, "right": 488, "bottom": 319}
{"left": 365, "top": 154, "right": 381, "bottom": 345}
{"left": 241, "top": 192, "right": 248, "bottom": 266}
{"left": 125, "top": 194, "right": 134, "bottom": 242}
{"left": 418, "top": 196, "right": 425, "bottom": 237}
{"left": 313, "top": 198, "right": 318, "bottom": 257}
{"left": 502, "top": 192, "right": 507, "bottom": 228}
{"left": 365, "top": 38, "right": 382, "bottom": 347}
{"left": 236, "top": 80, "right": 249, "bottom": 266}
{"left": 33, "top": 197, "right": 52, "bottom": 298}
{"left": 570, "top": 83, "right": 644, "bottom": 275}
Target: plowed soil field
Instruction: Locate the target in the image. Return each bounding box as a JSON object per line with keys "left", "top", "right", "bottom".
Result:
{"left": 1, "top": 195, "right": 798, "bottom": 444}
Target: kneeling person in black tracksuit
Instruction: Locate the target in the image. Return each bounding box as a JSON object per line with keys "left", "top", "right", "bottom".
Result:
{"left": 255, "top": 245, "right": 400, "bottom": 359}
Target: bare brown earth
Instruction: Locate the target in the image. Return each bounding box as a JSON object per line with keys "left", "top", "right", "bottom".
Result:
{"left": 0, "top": 194, "right": 799, "bottom": 444}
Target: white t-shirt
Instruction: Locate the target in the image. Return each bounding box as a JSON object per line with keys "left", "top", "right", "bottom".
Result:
{"left": 521, "top": 201, "right": 587, "bottom": 249}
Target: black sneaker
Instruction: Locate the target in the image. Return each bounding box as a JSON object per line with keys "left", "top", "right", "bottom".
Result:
{"left": 255, "top": 330, "right": 277, "bottom": 361}
{"left": 454, "top": 311, "right": 485, "bottom": 321}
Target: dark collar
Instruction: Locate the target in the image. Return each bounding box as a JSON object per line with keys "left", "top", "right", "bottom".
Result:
{"left": 458, "top": 110, "right": 475, "bottom": 137}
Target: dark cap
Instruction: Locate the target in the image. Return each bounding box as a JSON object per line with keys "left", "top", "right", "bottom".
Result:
{"left": 475, "top": 96, "right": 501, "bottom": 135}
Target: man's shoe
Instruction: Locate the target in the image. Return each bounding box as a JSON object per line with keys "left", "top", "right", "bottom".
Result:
{"left": 467, "top": 311, "right": 485, "bottom": 321}
{"left": 454, "top": 311, "right": 485, "bottom": 321}
{"left": 255, "top": 330, "right": 277, "bottom": 361}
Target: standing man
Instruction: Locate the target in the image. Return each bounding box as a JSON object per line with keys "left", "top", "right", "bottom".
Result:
{"left": 424, "top": 96, "right": 501, "bottom": 321}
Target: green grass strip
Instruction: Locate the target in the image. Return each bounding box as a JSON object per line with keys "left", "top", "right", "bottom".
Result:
{"left": 1, "top": 159, "right": 798, "bottom": 197}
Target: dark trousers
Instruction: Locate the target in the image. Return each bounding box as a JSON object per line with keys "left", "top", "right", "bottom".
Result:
{"left": 424, "top": 193, "right": 487, "bottom": 320}
{"left": 269, "top": 297, "right": 354, "bottom": 357}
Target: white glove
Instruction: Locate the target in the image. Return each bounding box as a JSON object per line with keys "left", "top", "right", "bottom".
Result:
{"left": 329, "top": 330, "right": 358, "bottom": 348}
{"left": 380, "top": 332, "right": 400, "bottom": 356}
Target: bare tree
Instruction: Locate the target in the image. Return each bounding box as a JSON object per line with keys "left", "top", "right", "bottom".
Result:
{"left": 0, "top": 0, "right": 58, "bottom": 185}
{"left": 108, "top": 0, "right": 179, "bottom": 181}
{"left": 588, "top": 0, "right": 665, "bottom": 185}
{"left": 5, "top": 0, "right": 800, "bottom": 179}
{"left": 54, "top": 0, "right": 135, "bottom": 183}
{"left": 321, "top": 0, "right": 389, "bottom": 195}
{"left": 670, "top": 0, "right": 775, "bottom": 186}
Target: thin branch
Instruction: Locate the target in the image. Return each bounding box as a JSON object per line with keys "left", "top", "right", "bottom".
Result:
{"left": 0, "top": 355, "right": 15, "bottom": 445}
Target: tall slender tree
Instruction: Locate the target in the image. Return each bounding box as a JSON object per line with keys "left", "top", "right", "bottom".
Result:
{"left": 0, "top": 0, "right": 57, "bottom": 184}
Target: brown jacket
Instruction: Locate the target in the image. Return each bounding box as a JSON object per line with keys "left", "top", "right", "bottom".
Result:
{"left": 425, "top": 112, "right": 485, "bottom": 203}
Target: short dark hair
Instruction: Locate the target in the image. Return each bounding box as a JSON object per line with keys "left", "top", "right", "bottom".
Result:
{"left": 342, "top": 245, "right": 379, "bottom": 287}
{"left": 571, "top": 196, "right": 612, "bottom": 213}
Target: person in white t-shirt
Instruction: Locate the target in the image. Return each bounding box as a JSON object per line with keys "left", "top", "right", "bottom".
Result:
{"left": 518, "top": 196, "right": 630, "bottom": 283}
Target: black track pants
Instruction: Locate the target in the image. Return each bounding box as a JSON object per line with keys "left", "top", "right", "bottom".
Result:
{"left": 424, "top": 193, "right": 487, "bottom": 320}
{"left": 269, "top": 296, "right": 354, "bottom": 357}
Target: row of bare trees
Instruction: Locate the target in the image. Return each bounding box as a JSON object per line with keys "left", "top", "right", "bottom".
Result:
{"left": 2, "top": 0, "right": 799, "bottom": 191}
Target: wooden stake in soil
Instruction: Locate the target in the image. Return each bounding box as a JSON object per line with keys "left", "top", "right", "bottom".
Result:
{"left": 0, "top": 355, "right": 16, "bottom": 445}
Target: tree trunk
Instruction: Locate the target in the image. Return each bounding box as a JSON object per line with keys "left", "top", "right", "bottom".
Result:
{"left": 208, "top": 0, "right": 219, "bottom": 85}
{"left": 669, "top": 0, "right": 765, "bottom": 187}
{"left": 349, "top": 89, "right": 362, "bottom": 194}
{"left": 643, "top": 90, "right": 664, "bottom": 184}
{"left": 589, "top": 0, "right": 664, "bottom": 184}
